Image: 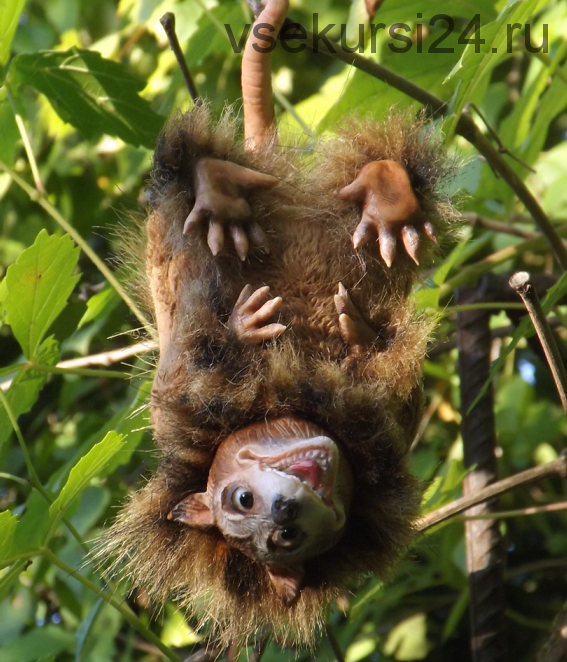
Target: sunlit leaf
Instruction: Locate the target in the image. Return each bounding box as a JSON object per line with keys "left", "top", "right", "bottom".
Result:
{"left": 77, "top": 285, "right": 121, "bottom": 328}
{"left": 0, "top": 93, "right": 19, "bottom": 163}
{"left": 9, "top": 48, "right": 164, "bottom": 148}
{"left": 0, "top": 337, "right": 60, "bottom": 452}
{"left": 444, "top": 0, "right": 545, "bottom": 137}
{"left": 48, "top": 431, "right": 125, "bottom": 528}
{"left": 4, "top": 230, "right": 80, "bottom": 358}
{"left": 0, "top": 511, "right": 18, "bottom": 563}
{"left": 383, "top": 613, "right": 431, "bottom": 660}
{"left": 0, "top": 0, "right": 26, "bottom": 77}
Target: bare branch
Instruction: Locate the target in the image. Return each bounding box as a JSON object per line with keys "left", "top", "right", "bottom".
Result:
{"left": 160, "top": 13, "right": 200, "bottom": 102}
{"left": 417, "top": 454, "right": 567, "bottom": 532}
{"left": 510, "top": 271, "right": 567, "bottom": 415}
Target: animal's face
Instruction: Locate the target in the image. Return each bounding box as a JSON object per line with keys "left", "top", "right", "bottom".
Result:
{"left": 212, "top": 435, "right": 348, "bottom": 562}
{"left": 168, "top": 417, "right": 352, "bottom": 604}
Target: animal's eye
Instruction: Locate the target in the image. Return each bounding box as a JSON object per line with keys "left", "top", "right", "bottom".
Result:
{"left": 272, "top": 526, "right": 301, "bottom": 548}
{"left": 280, "top": 527, "right": 299, "bottom": 541}
{"left": 231, "top": 487, "right": 254, "bottom": 511}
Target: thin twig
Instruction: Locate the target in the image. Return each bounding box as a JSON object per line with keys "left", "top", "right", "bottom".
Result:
{"left": 160, "top": 13, "right": 199, "bottom": 102}
{"left": 58, "top": 341, "right": 158, "bottom": 368}
{"left": 417, "top": 453, "right": 567, "bottom": 532}
{"left": 510, "top": 271, "right": 567, "bottom": 415}
{"left": 467, "top": 103, "right": 535, "bottom": 173}
{"left": 41, "top": 548, "right": 183, "bottom": 662}
{"left": 0, "top": 162, "right": 156, "bottom": 339}
{"left": 455, "top": 500, "right": 567, "bottom": 521}
{"left": 462, "top": 212, "right": 538, "bottom": 240}
{"left": 5, "top": 87, "right": 45, "bottom": 193}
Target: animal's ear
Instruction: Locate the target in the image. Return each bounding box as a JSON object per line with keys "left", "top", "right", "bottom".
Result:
{"left": 267, "top": 564, "right": 305, "bottom": 606}
{"left": 167, "top": 492, "right": 216, "bottom": 529}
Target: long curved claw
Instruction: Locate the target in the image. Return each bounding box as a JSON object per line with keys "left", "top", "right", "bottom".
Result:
{"left": 334, "top": 282, "right": 376, "bottom": 351}
{"left": 352, "top": 220, "right": 375, "bottom": 250}
{"left": 183, "top": 207, "right": 207, "bottom": 235}
{"left": 186, "top": 158, "right": 276, "bottom": 257}
{"left": 423, "top": 221, "right": 438, "bottom": 244}
{"left": 342, "top": 160, "right": 427, "bottom": 268}
{"left": 378, "top": 227, "right": 397, "bottom": 268}
{"left": 248, "top": 221, "right": 269, "bottom": 252}
{"left": 229, "top": 284, "right": 286, "bottom": 345}
{"left": 230, "top": 224, "right": 250, "bottom": 261}
{"left": 401, "top": 225, "right": 420, "bottom": 265}
{"left": 207, "top": 220, "right": 225, "bottom": 256}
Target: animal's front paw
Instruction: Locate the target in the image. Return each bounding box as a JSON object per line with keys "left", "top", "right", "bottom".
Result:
{"left": 228, "top": 284, "right": 286, "bottom": 345}
{"left": 334, "top": 283, "right": 377, "bottom": 355}
{"left": 184, "top": 158, "right": 278, "bottom": 260}
{"left": 339, "top": 160, "right": 437, "bottom": 267}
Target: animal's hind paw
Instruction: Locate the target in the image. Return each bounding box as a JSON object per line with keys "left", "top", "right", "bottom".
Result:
{"left": 339, "top": 160, "right": 437, "bottom": 268}
{"left": 334, "top": 283, "right": 377, "bottom": 355}
{"left": 184, "top": 158, "right": 278, "bottom": 260}
{"left": 228, "top": 284, "right": 286, "bottom": 345}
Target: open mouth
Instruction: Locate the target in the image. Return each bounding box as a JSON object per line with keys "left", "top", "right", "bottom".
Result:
{"left": 237, "top": 437, "right": 338, "bottom": 500}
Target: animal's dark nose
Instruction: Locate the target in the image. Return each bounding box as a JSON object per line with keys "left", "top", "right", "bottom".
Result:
{"left": 272, "top": 496, "right": 299, "bottom": 524}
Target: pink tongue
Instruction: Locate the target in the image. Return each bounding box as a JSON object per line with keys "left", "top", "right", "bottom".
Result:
{"left": 289, "top": 461, "right": 322, "bottom": 489}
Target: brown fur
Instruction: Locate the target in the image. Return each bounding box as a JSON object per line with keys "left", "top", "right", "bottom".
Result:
{"left": 97, "top": 103, "right": 457, "bottom": 647}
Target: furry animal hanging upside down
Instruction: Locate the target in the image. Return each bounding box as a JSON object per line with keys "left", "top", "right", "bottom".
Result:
{"left": 99, "top": 0, "right": 457, "bottom": 647}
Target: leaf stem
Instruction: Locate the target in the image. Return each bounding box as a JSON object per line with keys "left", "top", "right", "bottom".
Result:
{"left": 0, "top": 161, "right": 157, "bottom": 339}
{"left": 5, "top": 86, "right": 45, "bottom": 194}
{"left": 417, "top": 453, "right": 567, "bottom": 532}
{"left": 0, "top": 388, "right": 52, "bottom": 503}
{"left": 509, "top": 271, "right": 567, "bottom": 415}
{"left": 0, "top": 388, "right": 92, "bottom": 554}
{"left": 41, "top": 548, "right": 183, "bottom": 662}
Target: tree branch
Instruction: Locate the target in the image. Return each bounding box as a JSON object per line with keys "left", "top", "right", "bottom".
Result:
{"left": 417, "top": 454, "right": 567, "bottom": 532}
{"left": 509, "top": 271, "right": 567, "bottom": 415}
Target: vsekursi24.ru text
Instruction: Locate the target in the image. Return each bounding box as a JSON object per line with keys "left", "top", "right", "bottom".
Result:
{"left": 225, "top": 14, "right": 548, "bottom": 55}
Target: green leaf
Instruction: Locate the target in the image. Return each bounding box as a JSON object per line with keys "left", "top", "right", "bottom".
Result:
{"left": 0, "top": 91, "right": 19, "bottom": 163}
{"left": 49, "top": 431, "right": 125, "bottom": 528}
{"left": 185, "top": 4, "right": 247, "bottom": 68}
{"left": 0, "top": 0, "right": 26, "bottom": 76}
{"left": 8, "top": 48, "right": 163, "bottom": 148}
{"left": 0, "top": 510, "right": 18, "bottom": 563}
{"left": 75, "top": 598, "right": 103, "bottom": 662}
{"left": 319, "top": 31, "right": 464, "bottom": 130}
{"left": 383, "top": 613, "right": 431, "bottom": 660}
{"left": 0, "top": 336, "right": 60, "bottom": 452}
{"left": 375, "top": 0, "right": 498, "bottom": 26}
{"left": 4, "top": 230, "right": 80, "bottom": 358}
{"left": 444, "top": 0, "right": 545, "bottom": 137}
{"left": 77, "top": 284, "right": 121, "bottom": 328}
{"left": 11, "top": 491, "right": 51, "bottom": 558}
{"left": 0, "top": 626, "right": 74, "bottom": 662}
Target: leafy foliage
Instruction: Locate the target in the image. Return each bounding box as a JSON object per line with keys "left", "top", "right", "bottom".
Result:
{"left": 0, "top": 0, "right": 566, "bottom": 661}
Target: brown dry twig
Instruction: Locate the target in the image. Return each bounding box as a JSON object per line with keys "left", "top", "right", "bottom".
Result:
{"left": 417, "top": 453, "right": 567, "bottom": 532}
